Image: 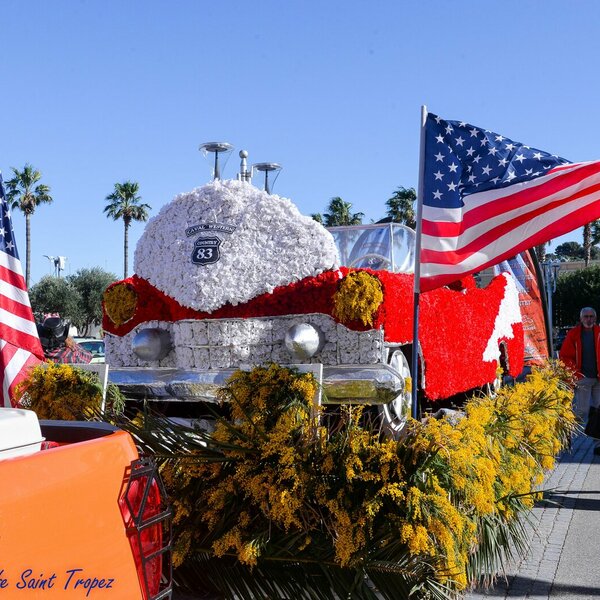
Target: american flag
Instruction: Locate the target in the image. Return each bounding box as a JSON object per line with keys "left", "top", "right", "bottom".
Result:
{"left": 420, "top": 112, "right": 600, "bottom": 291}
{"left": 0, "top": 174, "right": 44, "bottom": 407}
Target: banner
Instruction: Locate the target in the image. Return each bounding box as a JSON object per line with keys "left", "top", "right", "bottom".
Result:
{"left": 494, "top": 251, "right": 549, "bottom": 366}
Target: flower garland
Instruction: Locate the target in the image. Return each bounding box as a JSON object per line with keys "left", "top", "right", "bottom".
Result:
{"left": 103, "top": 270, "right": 344, "bottom": 336}
{"left": 133, "top": 180, "right": 339, "bottom": 313}
{"left": 103, "top": 268, "right": 524, "bottom": 400}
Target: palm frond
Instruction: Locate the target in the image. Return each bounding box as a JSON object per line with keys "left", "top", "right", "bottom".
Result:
{"left": 116, "top": 408, "right": 222, "bottom": 459}
{"left": 466, "top": 508, "right": 531, "bottom": 588}
{"left": 175, "top": 553, "right": 458, "bottom": 600}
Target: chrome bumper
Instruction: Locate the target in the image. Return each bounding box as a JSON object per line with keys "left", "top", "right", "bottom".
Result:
{"left": 108, "top": 364, "right": 404, "bottom": 405}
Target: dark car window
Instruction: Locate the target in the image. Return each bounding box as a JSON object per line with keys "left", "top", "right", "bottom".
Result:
{"left": 80, "top": 341, "right": 105, "bottom": 355}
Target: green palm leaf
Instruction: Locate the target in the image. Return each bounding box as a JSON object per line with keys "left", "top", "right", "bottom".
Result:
{"left": 5, "top": 163, "right": 53, "bottom": 287}
{"left": 103, "top": 180, "right": 151, "bottom": 278}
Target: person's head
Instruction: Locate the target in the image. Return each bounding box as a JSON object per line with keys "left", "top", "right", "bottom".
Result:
{"left": 580, "top": 307, "right": 597, "bottom": 329}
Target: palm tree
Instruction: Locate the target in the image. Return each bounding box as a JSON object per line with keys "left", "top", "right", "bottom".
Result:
{"left": 583, "top": 223, "right": 591, "bottom": 267}
{"left": 323, "top": 197, "right": 364, "bottom": 226}
{"left": 534, "top": 242, "right": 548, "bottom": 263}
{"left": 383, "top": 187, "right": 416, "bottom": 228}
{"left": 104, "top": 181, "right": 151, "bottom": 279}
{"left": 582, "top": 221, "right": 600, "bottom": 267}
{"left": 592, "top": 220, "right": 600, "bottom": 248}
{"left": 583, "top": 220, "right": 600, "bottom": 267}
{"left": 5, "top": 164, "right": 53, "bottom": 288}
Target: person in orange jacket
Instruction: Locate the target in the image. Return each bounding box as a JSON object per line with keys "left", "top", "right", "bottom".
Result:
{"left": 560, "top": 307, "right": 600, "bottom": 452}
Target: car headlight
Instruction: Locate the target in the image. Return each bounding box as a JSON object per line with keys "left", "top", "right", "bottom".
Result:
{"left": 284, "top": 323, "right": 324, "bottom": 360}
{"left": 132, "top": 328, "right": 172, "bottom": 361}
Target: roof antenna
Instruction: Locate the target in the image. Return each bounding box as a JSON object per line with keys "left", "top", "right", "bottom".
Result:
{"left": 198, "top": 143, "right": 283, "bottom": 191}
{"left": 237, "top": 150, "right": 252, "bottom": 183}
{"left": 198, "top": 142, "right": 234, "bottom": 180}
{"left": 253, "top": 162, "right": 282, "bottom": 194}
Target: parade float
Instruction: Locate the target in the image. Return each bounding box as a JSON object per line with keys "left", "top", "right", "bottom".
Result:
{"left": 102, "top": 177, "right": 524, "bottom": 432}
{"left": 95, "top": 170, "right": 581, "bottom": 599}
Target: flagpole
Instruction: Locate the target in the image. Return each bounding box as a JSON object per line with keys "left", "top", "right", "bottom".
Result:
{"left": 410, "top": 105, "right": 428, "bottom": 420}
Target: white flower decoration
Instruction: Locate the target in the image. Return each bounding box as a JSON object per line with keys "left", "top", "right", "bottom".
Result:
{"left": 482, "top": 272, "right": 522, "bottom": 363}
{"left": 134, "top": 179, "right": 339, "bottom": 312}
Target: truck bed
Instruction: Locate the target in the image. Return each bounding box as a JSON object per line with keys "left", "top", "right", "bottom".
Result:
{"left": 0, "top": 419, "right": 171, "bottom": 599}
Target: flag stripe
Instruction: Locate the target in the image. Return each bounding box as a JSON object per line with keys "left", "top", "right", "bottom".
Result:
{"left": 0, "top": 250, "right": 26, "bottom": 283}
{"left": 0, "top": 264, "right": 28, "bottom": 296}
{"left": 421, "top": 176, "right": 600, "bottom": 264}
{"left": 421, "top": 161, "right": 600, "bottom": 236}
{"left": 0, "top": 175, "right": 43, "bottom": 407}
{"left": 0, "top": 341, "right": 39, "bottom": 407}
{"left": 0, "top": 281, "right": 36, "bottom": 319}
{"left": 1, "top": 340, "right": 17, "bottom": 406}
{"left": 422, "top": 199, "right": 600, "bottom": 283}
{"left": 0, "top": 302, "right": 39, "bottom": 345}
{"left": 0, "top": 289, "right": 43, "bottom": 345}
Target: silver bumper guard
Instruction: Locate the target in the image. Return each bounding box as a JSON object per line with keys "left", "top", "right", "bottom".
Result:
{"left": 108, "top": 364, "right": 404, "bottom": 405}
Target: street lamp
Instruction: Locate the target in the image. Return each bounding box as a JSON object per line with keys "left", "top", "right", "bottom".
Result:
{"left": 542, "top": 260, "right": 561, "bottom": 355}
{"left": 43, "top": 255, "right": 67, "bottom": 277}
{"left": 56, "top": 256, "right": 67, "bottom": 277}
{"left": 43, "top": 255, "right": 55, "bottom": 275}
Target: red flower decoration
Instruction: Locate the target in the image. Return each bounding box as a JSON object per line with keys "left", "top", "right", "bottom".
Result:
{"left": 103, "top": 268, "right": 524, "bottom": 401}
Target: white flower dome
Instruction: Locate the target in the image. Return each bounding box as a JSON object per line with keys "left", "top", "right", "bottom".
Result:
{"left": 134, "top": 179, "right": 339, "bottom": 312}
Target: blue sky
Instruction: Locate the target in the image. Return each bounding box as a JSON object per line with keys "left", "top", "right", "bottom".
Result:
{"left": 2, "top": 0, "right": 598, "bottom": 285}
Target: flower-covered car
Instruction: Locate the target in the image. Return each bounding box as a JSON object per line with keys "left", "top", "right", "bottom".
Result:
{"left": 102, "top": 180, "right": 524, "bottom": 433}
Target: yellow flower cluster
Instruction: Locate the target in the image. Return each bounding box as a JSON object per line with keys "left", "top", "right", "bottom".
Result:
{"left": 15, "top": 362, "right": 124, "bottom": 420}
{"left": 332, "top": 271, "right": 384, "bottom": 326}
{"left": 162, "top": 364, "right": 321, "bottom": 568}
{"left": 160, "top": 361, "right": 576, "bottom": 591}
{"left": 103, "top": 283, "right": 138, "bottom": 326}
{"left": 402, "top": 361, "right": 576, "bottom": 586}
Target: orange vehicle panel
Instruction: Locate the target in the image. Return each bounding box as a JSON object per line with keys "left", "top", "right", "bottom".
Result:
{"left": 0, "top": 430, "right": 144, "bottom": 598}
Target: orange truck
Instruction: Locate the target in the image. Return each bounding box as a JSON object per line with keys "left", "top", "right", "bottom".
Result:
{"left": 0, "top": 408, "right": 172, "bottom": 599}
